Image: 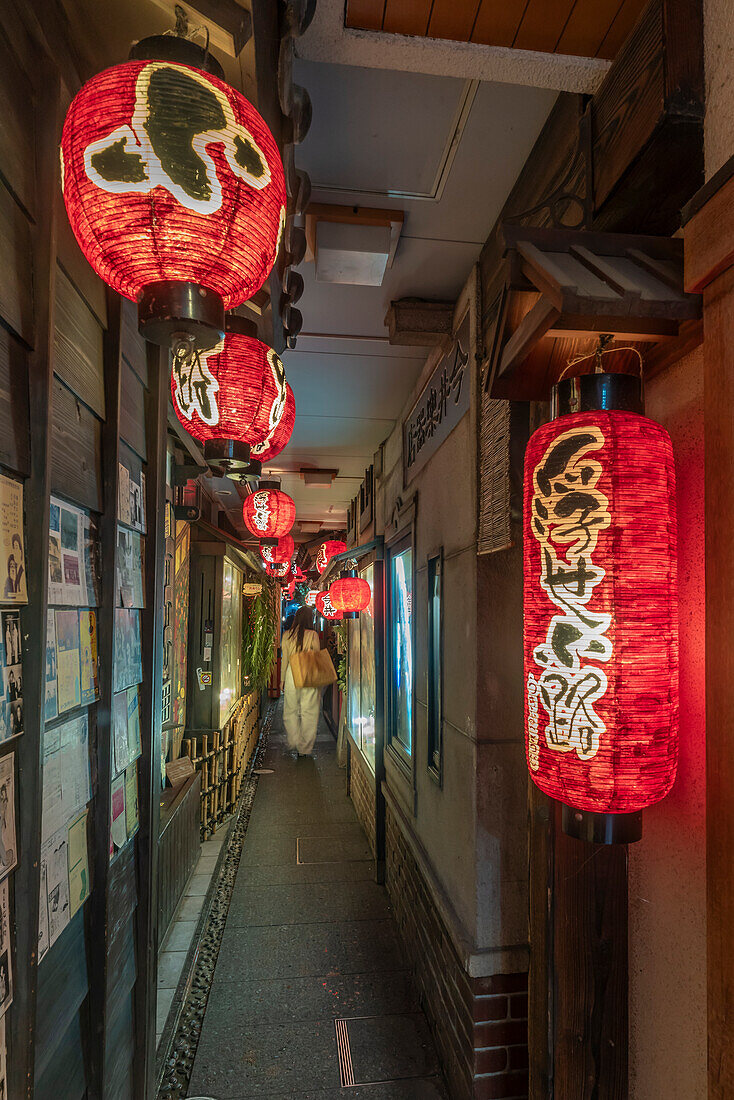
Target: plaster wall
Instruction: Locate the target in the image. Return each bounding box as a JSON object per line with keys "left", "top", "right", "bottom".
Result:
{"left": 704, "top": 0, "right": 734, "bottom": 176}
{"left": 628, "top": 349, "right": 707, "bottom": 1099}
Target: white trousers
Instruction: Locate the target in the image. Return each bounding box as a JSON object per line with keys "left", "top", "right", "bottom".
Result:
{"left": 283, "top": 666, "right": 321, "bottom": 754}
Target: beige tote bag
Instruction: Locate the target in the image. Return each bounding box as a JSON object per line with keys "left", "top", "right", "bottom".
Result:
{"left": 289, "top": 648, "right": 337, "bottom": 689}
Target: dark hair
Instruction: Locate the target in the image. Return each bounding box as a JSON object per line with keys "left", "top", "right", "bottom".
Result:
{"left": 288, "top": 605, "right": 314, "bottom": 652}
{"left": 283, "top": 612, "right": 295, "bottom": 633}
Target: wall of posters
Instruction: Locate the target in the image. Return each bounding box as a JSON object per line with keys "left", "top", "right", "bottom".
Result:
{"left": 112, "top": 687, "right": 141, "bottom": 777}
{"left": 67, "top": 811, "right": 89, "bottom": 919}
{"left": 79, "top": 609, "right": 99, "bottom": 705}
{"left": 116, "top": 527, "right": 145, "bottom": 608}
{"left": 1, "top": 612, "right": 23, "bottom": 742}
{"left": 110, "top": 774, "right": 127, "bottom": 853}
{"left": 0, "top": 757, "right": 16, "bottom": 883}
{"left": 114, "top": 609, "right": 142, "bottom": 693}
{"left": 0, "top": 883, "right": 12, "bottom": 1019}
{"left": 48, "top": 498, "right": 100, "bottom": 607}
{"left": 55, "top": 610, "right": 81, "bottom": 714}
{"left": 0, "top": 474, "right": 26, "bottom": 606}
{"left": 118, "top": 462, "right": 146, "bottom": 533}
{"left": 45, "top": 610, "right": 58, "bottom": 722}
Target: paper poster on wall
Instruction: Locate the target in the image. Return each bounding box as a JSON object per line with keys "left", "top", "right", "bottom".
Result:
{"left": 110, "top": 774, "right": 127, "bottom": 854}
{"left": 59, "top": 504, "right": 83, "bottom": 605}
{"left": 55, "top": 610, "right": 81, "bottom": 713}
{"left": 0, "top": 882, "right": 12, "bottom": 1020}
{"left": 38, "top": 857, "right": 49, "bottom": 963}
{"left": 116, "top": 527, "right": 145, "bottom": 608}
{"left": 113, "top": 691, "right": 129, "bottom": 776}
{"left": 125, "top": 762, "right": 139, "bottom": 838}
{"left": 42, "top": 827, "right": 70, "bottom": 948}
{"left": 79, "top": 609, "right": 99, "bottom": 705}
{"left": 118, "top": 464, "right": 131, "bottom": 526}
{"left": 45, "top": 609, "right": 58, "bottom": 722}
{"left": 114, "top": 609, "right": 142, "bottom": 692}
{"left": 0, "top": 474, "right": 26, "bottom": 606}
{"left": 1, "top": 612, "right": 22, "bottom": 742}
{"left": 49, "top": 498, "right": 100, "bottom": 607}
{"left": 67, "top": 810, "right": 90, "bottom": 919}
{"left": 127, "top": 686, "right": 141, "bottom": 762}
{"left": 41, "top": 715, "right": 91, "bottom": 844}
{"left": 81, "top": 513, "right": 101, "bottom": 606}
{"left": 0, "top": 756, "right": 16, "bottom": 883}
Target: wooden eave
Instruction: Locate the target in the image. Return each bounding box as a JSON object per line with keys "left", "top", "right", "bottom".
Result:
{"left": 488, "top": 225, "right": 702, "bottom": 399}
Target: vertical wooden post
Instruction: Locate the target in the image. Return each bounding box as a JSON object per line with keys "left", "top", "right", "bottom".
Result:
{"left": 9, "top": 52, "right": 60, "bottom": 1100}
{"left": 134, "top": 345, "right": 168, "bottom": 1097}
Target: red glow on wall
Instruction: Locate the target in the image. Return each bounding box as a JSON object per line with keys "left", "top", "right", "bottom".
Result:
{"left": 523, "top": 410, "right": 679, "bottom": 814}
{"left": 243, "top": 488, "right": 295, "bottom": 541}
{"left": 316, "top": 540, "right": 347, "bottom": 574}
{"left": 171, "top": 326, "right": 287, "bottom": 448}
{"left": 60, "top": 60, "right": 286, "bottom": 306}
{"left": 260, "top": 535, "right": 295, "bottom": 565}
{"left": 316, "top": 591, "right": 342, "bottom": 620}
{"left": 250, "top": 383, "right": 295, "bottom": 464}
{"left": 330, "top": 576, "right": 371, "bottom": 614}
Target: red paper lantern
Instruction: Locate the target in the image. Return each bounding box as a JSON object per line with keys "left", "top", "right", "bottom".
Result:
{"left": 330, "top": 576, "right": 371, "bottom": 617}
{"left": 248, "top": 384, "right": 296, "bottom": 472}
{"left": 171, "top": 315, "right": 287, "bottom": 467}
{"left": 60, "top": 58, "right": 286, "bottom": 344}
{"left": 316, "top": 540, "right": 347, "bottom": 575}
{"left": 316, "top": 591, "right": 342, "bottom": 621}
{"left": 305, "top": 590, "right": 318, "bottom": 607}
{"left": 523, "top": 399, "right": 678, "bottom": 830}
{"left": 243, "top": 487, "right": 295, "bottom": 546}
{"left": 266, "top": 561, "right": 290, "bottom": 578}
{"left": 260, "top": 535, "right": 295, "bottom": 565}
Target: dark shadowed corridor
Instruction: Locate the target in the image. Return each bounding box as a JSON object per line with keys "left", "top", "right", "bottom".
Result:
{"left": 187, "top": 707, "right": 446, "bottom": 1099}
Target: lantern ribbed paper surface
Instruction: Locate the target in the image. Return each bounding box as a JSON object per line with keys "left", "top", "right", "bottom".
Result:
{"left": 316, "top": 540, "right": 347, "bottom": 575}
{"left": 250, "top": 384, "right": 295, "bottom": 463}
{"left": 60, "top": 60, "right": 286, "bottom": 306}
{"left": 265, "top": 560, "right": 289, "bottom": 578}
{"left": 243, "top": 488, "right": 295, "bottom": 541}
{"left": 260, "top": 535, "right": 295, "bottom": 565}
{"left": 330, "top": 576, "right": 371, "bottom": 614}
{"left": 316, "top": 591, "right": 342, "bottom": 620}
{"left": 171, "top": 330, "right": 287, "bottom": 446}
{"left": 523, "top": 410, "right": 678, "bottom": 814}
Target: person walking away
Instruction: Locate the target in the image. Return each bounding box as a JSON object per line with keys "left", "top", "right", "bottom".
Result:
{"left": 281, "top": 606, "right": 322, "bottom": 755}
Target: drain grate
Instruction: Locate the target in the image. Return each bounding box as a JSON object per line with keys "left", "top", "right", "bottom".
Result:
{"left": 335, "top": 1018, "right": 355, "bottom": 1087}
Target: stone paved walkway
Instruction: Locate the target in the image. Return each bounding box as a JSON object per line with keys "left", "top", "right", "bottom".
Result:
{"left": 188, "top": 707, "right": 447, "bottom": 1099}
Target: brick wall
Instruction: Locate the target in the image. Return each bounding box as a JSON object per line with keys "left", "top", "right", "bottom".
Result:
{"left": 385, "top": 805, "right": 528, "bottom": 1100}
{"left": 348, "top": 742, "right": 377, "bottom": 857}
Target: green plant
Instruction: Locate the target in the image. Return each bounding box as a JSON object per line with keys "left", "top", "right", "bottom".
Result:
{"left": 242, "top": 579, "right": 278, "bottom": 692}
{"left": 332, "top": 619, "right": 348, "bottom": 696}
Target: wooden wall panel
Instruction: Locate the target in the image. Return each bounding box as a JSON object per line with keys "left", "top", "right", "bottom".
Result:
{"left": 0, "top": 325, "right": 30, "bottom": 476}
{"left": 158, "top": 773, "right": 202, "bottom": 939}
{"left": 50, "top": 375, "right": 103, "bottom": 512}
{"left": 120, "top": 297, "right": 148, "bottom": 386}
{"left": 55, "top": 204, "right": 107, "bottom": 329}
{"left": 34, "top": 1012, "right": 87, "bottom": 1100}
{"left": 557, "top": 0, "right": 628, "bottom": 59}
{"left": 471, "top": 0, "right": 527, "bottom": 45}
{"left": 0, "top": 33, "right": 35, "bottom": 217}
{"left": 513, "top": 0, "right": 577, "bottom": 53}
{"left": 120, "top": 359, "right": 147, "bottom": 461}
{"left": 383, "top": 0, "right": 431, "bottom": 35}
{"left": 54, "top": 264, "right": 105, "bottom": 418}
{"left": 34, "top": 911, "right": 89, "bottom": 1083}
{"left": 0, "top": 180, "right": 33, "bottom": 344}
{"left": 427, "top": 0, "right": 481, "bottom": 42}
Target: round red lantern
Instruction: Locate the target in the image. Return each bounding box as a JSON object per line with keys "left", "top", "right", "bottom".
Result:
{"left": 330, "top": 574, "right": 371, "bottom": 620}
{"left": 523, "top": 374, "right": 678, "bottom": 843}
{"left": 243, "top": 485, "right": 295, "bottom": 547}
{"left": 316, "top": 540, "right": 347, "bottom": 575}
{"left": 316, "top": 590, "right": 342, "bottom": 621}
{"left": 171, "top": 315, "right": 287, "bottom": 469}
{"left": 60, "top": 47, "right": 286, "bottom": 349}
{"left": 246, "top": 384, "right": 296, "bottom": 475}
{"left": 260, "top": 535, "right": 295, "bottom": 565}
{"left": 265, "top": 560, "right": 290, "bottom": 578}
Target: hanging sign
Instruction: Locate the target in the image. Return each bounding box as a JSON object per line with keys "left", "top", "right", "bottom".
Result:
{"left": 403, "top": 311, "right": 471, "bottom": 484}
{"left": 243, "top": 583, "right": 263, "bottom": 596}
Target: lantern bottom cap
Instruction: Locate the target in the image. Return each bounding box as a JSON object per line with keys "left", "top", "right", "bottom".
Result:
{"left": 238, "top": 459, "right": 262, "bottom": 480}
{"left": 343, "top": 611, "right": 359, "bottom": 620}
{"left": 203, "top": 438, "right": 251, "bottom": 472}
{"left": 138, "top": 280, "right": 225, "bottom": 351}
{"left": 561, "top": 803, "right": 642, "bottom": 845}
{"left": 260, "top": 537, "right": 278, "bottom": 547}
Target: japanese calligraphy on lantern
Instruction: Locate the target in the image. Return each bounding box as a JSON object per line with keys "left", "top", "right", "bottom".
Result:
{"left": 403, "top": 312, "right": 471, "bottom": 484}
{"left": 527, "top": 426, "right": 612, "bottom": 766}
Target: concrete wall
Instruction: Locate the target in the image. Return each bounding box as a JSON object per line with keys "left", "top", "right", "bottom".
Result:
{"left": 628, "top": 349, "right": 707, "bottom": 1099}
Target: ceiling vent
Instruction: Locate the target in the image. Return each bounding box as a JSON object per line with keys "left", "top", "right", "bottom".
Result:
{"left": 300, "top": 467, "right": 338, "bottom": 487}
{"left": 298, "top": 521, "right": 323, "bottom": 534}
{"left": 305, "top": 204, "right": 403, "bottom": 287}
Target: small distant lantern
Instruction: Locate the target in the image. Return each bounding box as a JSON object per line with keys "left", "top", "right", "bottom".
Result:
{"left": 316, "top": 590, "right": 342, "bottom": 621}
{"left": 243, "top": 483, "right": 295, "bottom": 547}
{"left": 260, "top": 535, "right": 295, "bottom": 565}
{"left": 60, "top": 43, "right": 286, "bottom": 351}
{"left": 305, "top": 590, "right": 318, "bottom": 607}
{"left": 266, "top": 561, "right": 290, "bottom": 578}
{"left": 246, "top": 384, "right": 296, "bottom": 476}
{"left": 316, "top": 540, "right": 347, "bottom": 575}
{"left": 524, "top": 373, "right": 678, "bottom": 844}
{"left": 330, "top": 569, "right": 371, "bottom": 620}
{"left": 171, "top": 315, "right": 287, "bottom": 471}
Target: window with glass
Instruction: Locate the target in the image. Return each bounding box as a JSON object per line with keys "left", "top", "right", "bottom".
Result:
{"left": 358, "top": 563, "right": 376, "bottom": 768}
{"left": 390, "top": 542, "right": 413, "bottom": 758}
{"left": 427, "top": 551, "right": 443, "bottom": 781}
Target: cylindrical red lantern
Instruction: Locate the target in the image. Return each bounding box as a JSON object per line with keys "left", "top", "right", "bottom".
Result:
{"left": 260, "top": 535, "right": 295, "bottom": 565}
{"left": 171, "top": 315, "right": 287, "bottom": 469}
{"left": 246, "top": 384, "right": 296, "bottom": 474}
{"left": 330, "top": 575, "right": 371, "bottom": 619}
{"left": 243, "top": 486, "right": 295, "bottom": 546}
{"left": 523, "top": 374, "right": 678, "bottom": 843}
{"left": 316, "top": 591, "right": 342, "bottom": 621}
{"left": 60, "top": 51, "right": 286, "bottom": 348}
{"left": 316, "top": 540, "right": 347, "bottom": 575}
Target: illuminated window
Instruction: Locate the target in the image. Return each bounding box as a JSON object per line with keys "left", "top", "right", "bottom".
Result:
{"left": 427, "top": 551, "right": 442, "bottom": 782}
{"left": 389, "top": 541, "right": 413, "bottom": 758}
